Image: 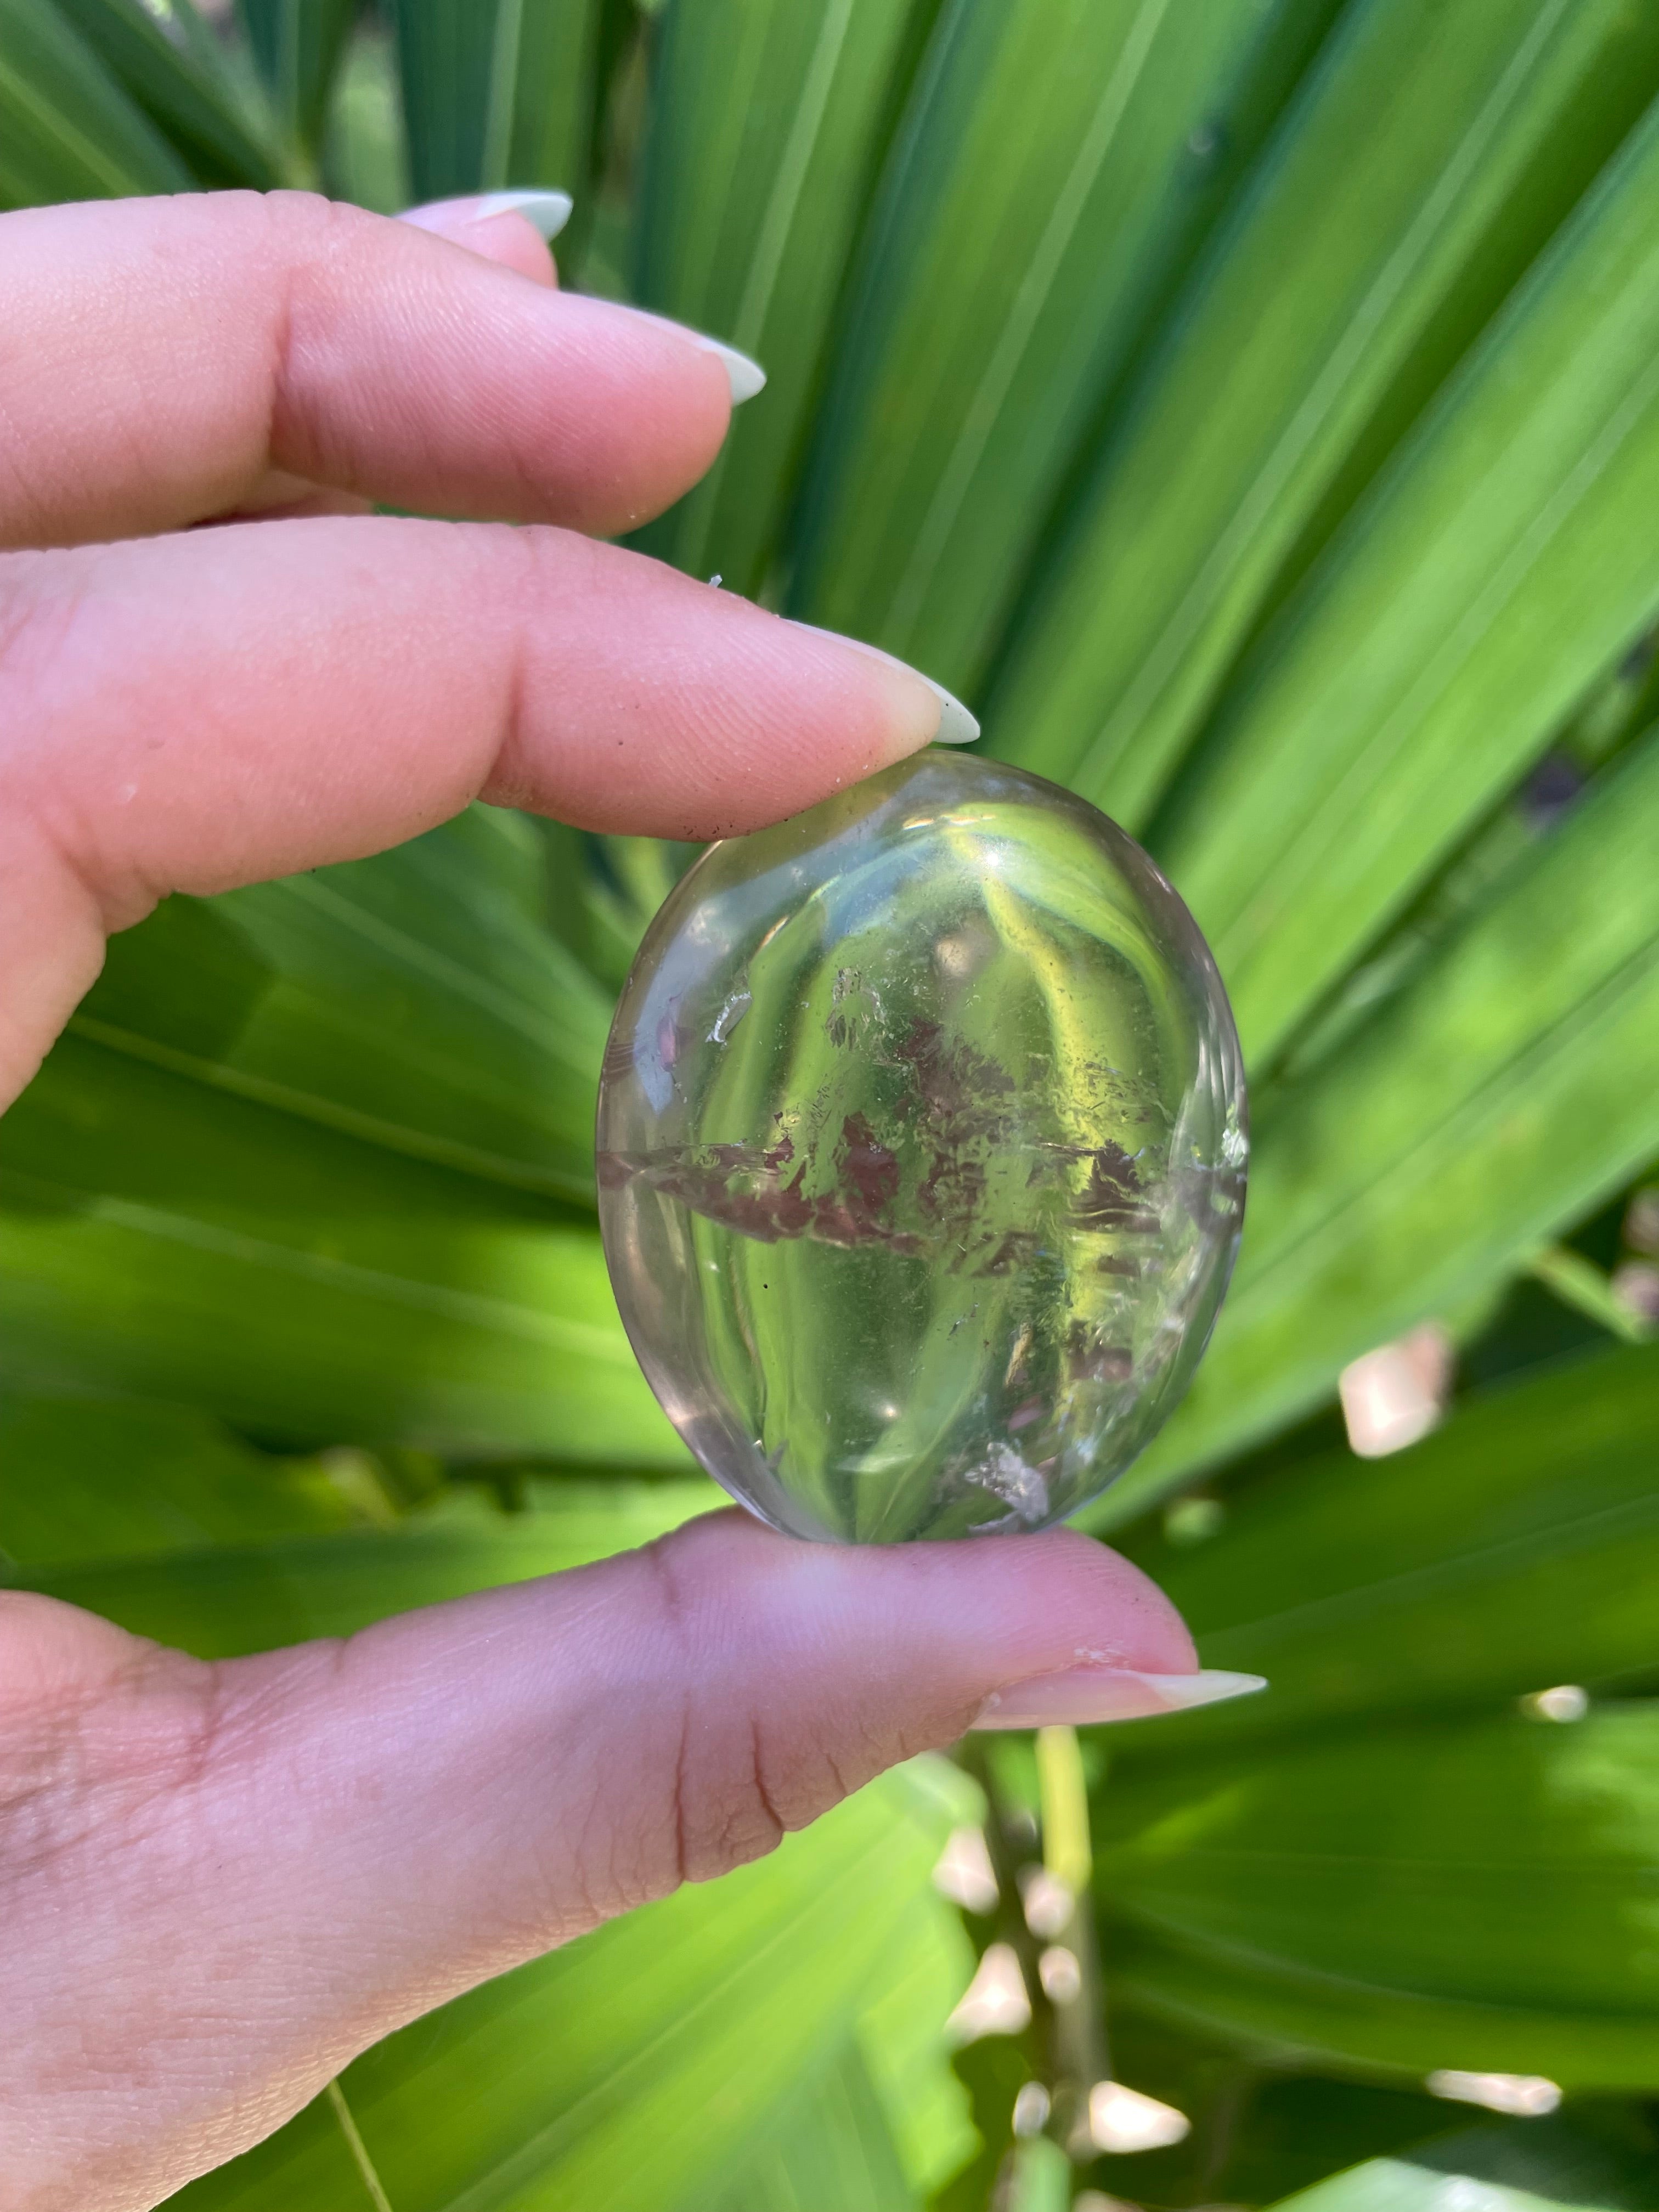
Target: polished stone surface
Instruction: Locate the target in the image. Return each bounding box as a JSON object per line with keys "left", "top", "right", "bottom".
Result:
{"left": 597, "top": 751, "right": 1245, "bottom": 1543}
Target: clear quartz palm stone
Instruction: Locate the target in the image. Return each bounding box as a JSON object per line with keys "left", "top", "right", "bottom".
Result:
{"left": 596, "top": 751, "right": 1246, "bottom": 1544}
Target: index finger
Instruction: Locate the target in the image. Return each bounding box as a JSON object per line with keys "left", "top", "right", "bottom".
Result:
{"left": 0, "top": 191, "right": 737, "bottom": 550}
{"left": 0, "top": 517, "right": 970, "bottom": 1108}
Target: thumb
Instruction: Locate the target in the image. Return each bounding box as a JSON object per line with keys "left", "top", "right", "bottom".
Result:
{"left": 3, "top": 1510, "right": 1257, "bottom": 2205}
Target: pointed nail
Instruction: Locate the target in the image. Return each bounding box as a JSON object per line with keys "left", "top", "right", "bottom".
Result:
{"left": 789, "top": 623, "right": 980, "bottom": 745}
{"left": 473, "top": 190, "right": 573, "bottom": 241}
{"left": 635, "top": 312, "right": 766, "bottom": 404}
{"left": 698, "top": 336, "right": 766, "bottom": 404}
{"left": 971, "top": 1668, "right": 1267, "bottom": 1731}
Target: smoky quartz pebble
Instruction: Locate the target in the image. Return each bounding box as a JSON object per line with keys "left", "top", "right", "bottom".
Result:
{"left": 596, "top": 751, "right": 1246, "bottom": 1544}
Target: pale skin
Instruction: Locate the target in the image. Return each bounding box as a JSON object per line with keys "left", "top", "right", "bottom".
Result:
{"left": 0, "top": 191, "right": 1243, "bottom": 2209}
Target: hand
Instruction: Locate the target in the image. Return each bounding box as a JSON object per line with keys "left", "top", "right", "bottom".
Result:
{"left": 0, "top": 190, "right": 1249, "bottom": 2210}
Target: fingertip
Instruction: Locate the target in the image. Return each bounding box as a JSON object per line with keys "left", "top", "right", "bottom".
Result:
{"left": 656, "top": 1508, "right": 1197, "bottom": 1704}
{"left": 928, "top": 1522, "right": 1200, "bottom": 1680}
{"left": 623, "top": 308, "right": 765, "bottom": 407}
{"left": 752, "top": 617, "right": 953, "bottom": 778}
{"left": 398, "top": 193, "right": 560, "bottom": 287}
{"left": 784, "top": 622, "right": 979, "bottom": 755}
{"left": 471, "top": 190, "right": 573, "bottom": 241}
{"left": 514, "top": 296, "right": 736, "bottom": 535}
{"left": 467, "top": 215, "right": 559, "bottom": 287}
{"left": 483, "top": 539, "right": 948, "bottom": 838}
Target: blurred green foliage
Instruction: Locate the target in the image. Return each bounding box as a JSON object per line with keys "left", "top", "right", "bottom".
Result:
{"left": 3, "top": 0, "right": 1659, "bottom": 2204}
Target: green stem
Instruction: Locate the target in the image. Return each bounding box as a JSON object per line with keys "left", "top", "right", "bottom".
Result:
{"left": 326, "top": 2079, "right": 394, "bottom": 2212}
{"left": 1035, "top": 1725, "right": 1111, "bottom": 2163}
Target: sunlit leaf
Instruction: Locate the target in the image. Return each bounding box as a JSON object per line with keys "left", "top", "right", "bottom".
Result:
{"left": 0, "top": 1035, "right": 680, "bottom": 1463}
{"left": 701, "top": 2042, "right": 916, "bottom": 2212}
{"left": 75, "top": 806, "right": 611, "bottom": 1203}
{"left": 0, "top": 810, "right": 665, "bottom": 1459}
{"left": 1156, "top": 76, "right": 1659, "bottom": 1060}
{"left": 0, "top": 1390, "right": 373, "bottom": 1566}
{"left": 321, "top": 15, "right": 408, "bottom": 208}
{"left": 787, "top": 0, "right": 1341, "bottom": 697}
{"left": 1099, "top": 1705, "right": 1659, "bottom": 2088}
{"left": 630, "top": 0, "right": 934, "bottom": 596}
{"left": 989, "top": 0, "right": 1659, "bottom": 834}
{"left": 1108, "top": 1340, "right": 1659, "bottom": 1750}
{"left": 578, "top": 832, "right": 695, "bottom": 993}
{"left": 1265, "top": 2113, "right": 1659, "bottom": 2212}
{"left": 1104, "top": 728, "right": 1659, "bottom": 1502}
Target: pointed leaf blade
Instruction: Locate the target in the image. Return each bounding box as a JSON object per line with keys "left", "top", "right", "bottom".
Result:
{"left": 1160, "top": 80, "right": 1659, "bottom": 1059}
{"left": 630, "top": 0, "right": 934, "bottom": 596}
{"left": 989, "top": 0, "right": 1659, "bottom": 831}
{"left": 392, "top": 0, "right": 601, "bottom": 203}
{"left": 1110, "top": 1341, "right": 1659, "bottom": 1750}
{"left": 1101, "top": 1706, "right": 1659, "bottom": 2088}
{"left": 1101, "top": 726, "right": 1659, "bottom": 1503}
{"left": 1, "top": 1035, "right": 680, "bottom": 1463}
{"left": 0, "top": 0, "right": 196, "bottom": 204}
{"left": 52, "top": 0, "right": 284, "bottom": 185}
{"left": 787, "top": 0, "right": 1342, "bottom": 697}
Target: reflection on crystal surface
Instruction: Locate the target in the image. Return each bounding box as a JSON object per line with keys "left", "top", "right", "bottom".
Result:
{"left": 596, "top": 751, "right": 1246, "bottom": 1544}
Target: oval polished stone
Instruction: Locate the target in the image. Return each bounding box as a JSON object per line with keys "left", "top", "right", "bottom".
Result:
{"left": 596, "top": 751, "right": 1246, "bottom": 1543}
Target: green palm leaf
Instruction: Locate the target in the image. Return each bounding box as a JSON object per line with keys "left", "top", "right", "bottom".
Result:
{"left": 0, "top": 1389, "right": 375, "bottom": 1564}
{"left": 785, "top": 0, "right": 1340, "bottom": 697}
{"left": 74, "top": 807, "right": 612, "bottom": 1202}
{"left": 700, "top": 2044, "right": 919, "bottom": 2212}
{"left": 0, "top": 808, "right": 663, "bottom": 1459}
{"left": 1265, "top": 2116, "right": 1659, "bottom": 2212}
{"left": 630, "top": 0, "right": 932, "bottom": 595}
{"left": 987, "top": 0, "right": 1659, "bottom": 828}
{"left": 52, "top": 0, "right": 284, "bottom": 185}
{"left": 0, "top": 1034, "right": 678, "bottom": 1461}
{"left": 1113, "top": 724, "right": 1659, "bottom": 1500}
{"left": 239, "top": 0, "right": 358, "bottom": 165}
{"left": 391, "top": 0, "right": 602, "bottom": 203}
{"left": 1158, "top": 79, "right": 1659, "bottom": 1060}
{"left": 0, "top": 0, "right": 198, "bottom": 204}
{"left": 1111, "top": 1339, "right": 1659, "bottom": 1750}
{"left": 1099, "top": 1705, "right": 1659, "bottom": 2087}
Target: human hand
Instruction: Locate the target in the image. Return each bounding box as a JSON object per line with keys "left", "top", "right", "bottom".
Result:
{"left": 0, "top": 189, "right": 1259, "bottom": 2209}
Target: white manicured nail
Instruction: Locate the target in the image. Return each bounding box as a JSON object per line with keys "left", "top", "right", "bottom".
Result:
{"left": 789, "top": 623, "right": 980, "bottom": 745}
{"left": 635, "top": 312, "right": 766, "bottom": 404}
{"left": 699, "top": 337, "right": 766, "bottom": 404}
{"left": 972, "top": 1667, "right": 1267, "bottom": 1731}
{"left": 473, "top": 190, "right": 573, "bottom": 241}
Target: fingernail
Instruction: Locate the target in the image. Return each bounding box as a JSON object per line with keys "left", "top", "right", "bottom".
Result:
{"left": 472, "top": 189, "right": 574, "bottom": 241}
{"left": 701, "top": 337, "right": 767, "bottom": 405}
{"left": 635, "top": 312, "right": 766, "bottom": 404}
{"left": 789, "top": 623, "right": 980, "bottom": 746}
{"left": 971, "top": 1667, "right": 1267, "bottom": 1731}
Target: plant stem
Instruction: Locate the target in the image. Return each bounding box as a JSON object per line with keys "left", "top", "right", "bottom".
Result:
{"left": 326, "top": 2079, "right": 394, "bottom": 2212}
{"left": 1035, "top": 1725, "right": 1110, "bottom": 2163}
